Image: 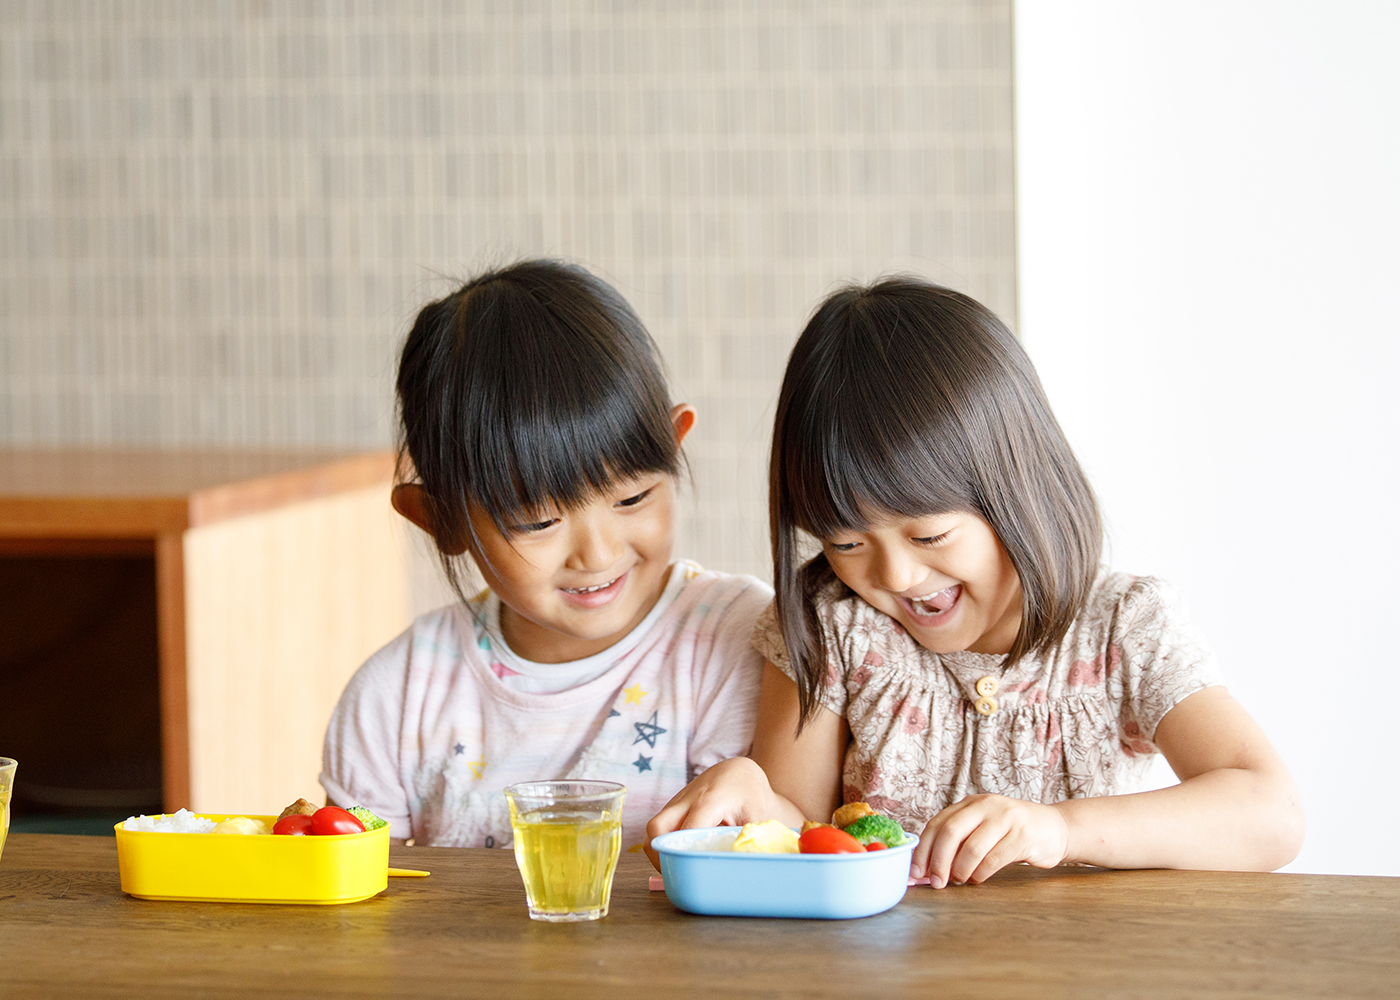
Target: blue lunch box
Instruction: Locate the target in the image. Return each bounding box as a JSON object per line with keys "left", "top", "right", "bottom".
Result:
{"left": 651, "top": 825, "right": 916, "bottom": 919}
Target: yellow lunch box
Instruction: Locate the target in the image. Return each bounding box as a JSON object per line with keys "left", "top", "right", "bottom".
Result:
{"left": 115, "top": 814, "right": 391, "bottom": 904}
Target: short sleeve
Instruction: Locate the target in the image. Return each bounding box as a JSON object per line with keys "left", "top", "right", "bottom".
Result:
{"left": 1113, "top": 577, "right": 1227, "bottom": 746}
{"left": 750, "top": 593, "right": 853, "bottom": 719}
{"left": 685, "top": 576, "right": 772, "bottom": 773}
{"left": 320, "top": 632, "right": 415, "bottom": 839}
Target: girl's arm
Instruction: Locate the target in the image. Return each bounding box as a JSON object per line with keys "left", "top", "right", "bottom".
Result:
{"left": 913, "top": 686, "right": 1305, "bottom": 886}
{"left": 644, "top": 661, "right": 848, "bottom": 864}
{"left": 1055, "top": 685, "right": 1304, "bottom": 870}
{"left": 749, "top": 661, "right": 849, "bottom": 824}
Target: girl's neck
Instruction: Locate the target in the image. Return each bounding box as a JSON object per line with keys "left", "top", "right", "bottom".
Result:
{"left": 963, "top": 578, "right": 1023, "bottom": 656}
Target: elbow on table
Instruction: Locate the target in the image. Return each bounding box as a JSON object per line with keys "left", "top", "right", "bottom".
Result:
{"left": 1253, "top": 783, "right": 1306, "bottom": 872}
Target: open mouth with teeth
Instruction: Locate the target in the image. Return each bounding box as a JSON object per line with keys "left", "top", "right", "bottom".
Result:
{"left": 563, "top": 578, "right": 619, "bottom": 595}
{"left": 558, "top": 571, "right": 629, "bottom": 608}
{"left": 902, "top": 584, "right": 961, "bottom": 621}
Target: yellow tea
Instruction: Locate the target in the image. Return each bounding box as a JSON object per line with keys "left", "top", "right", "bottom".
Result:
{"left": 0, "top": 758, "right": 12, "bottom": 862}
{"left": 511, "top": 810, "right": 621, "bottom": 921}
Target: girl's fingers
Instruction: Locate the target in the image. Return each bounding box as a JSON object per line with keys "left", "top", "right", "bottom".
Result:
{"left": 911, "top": 798, "right": 973, "bottom": 879}
{"left": 645, "top": 798, "right": 693, "bottom": 841}
{"left": 676, "top": 794, "right": 742, "bottom": 831}
{"left": 922, "top": 806, "right": 990, "bottom": 887}
{"left": 644, "top": 800, "right": 696, "bottom": 870}
{"left": 945, "top": 818, "right": 1011, "bottom": 886}
{"left": 958, "top": 828, "right": 1018, "bottom": 884}
{"left": 913, "top": 797, "right": 1067, "bottom": 887}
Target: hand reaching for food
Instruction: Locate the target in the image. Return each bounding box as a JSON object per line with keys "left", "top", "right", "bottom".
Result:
{"left": 645, "top": 757, "right": 791, "bottom": 867}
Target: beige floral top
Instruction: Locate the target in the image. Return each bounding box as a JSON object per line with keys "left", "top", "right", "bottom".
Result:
{"left": 753, "top": 570, "right": 1224, "bottom": 834}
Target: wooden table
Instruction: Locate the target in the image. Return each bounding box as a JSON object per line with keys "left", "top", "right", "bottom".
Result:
{"left": 2, "top": 834, "right": 1396, "bottom": 999}
{"left": 0, "top": 450, "right": 412, "bottom": 815}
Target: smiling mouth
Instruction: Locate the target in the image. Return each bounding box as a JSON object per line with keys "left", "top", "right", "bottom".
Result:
{"left": 562, "top": 576, "right": 621, "bottom": 595}
{"left": 906, "top": 585, "right": 960, "bottom": 618}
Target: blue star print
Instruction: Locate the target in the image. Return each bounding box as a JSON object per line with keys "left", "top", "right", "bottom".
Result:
{"left": 608, "top": 708, "right": 621, "bottom": 718}
{"left": 633, "top": 711, "right": 667, "bottom": 748}
{"left": 454, "top": 743, "right": 465, "bottom": 755}
{"left": 634, "top": 755, "right": 652, "bottom": 772}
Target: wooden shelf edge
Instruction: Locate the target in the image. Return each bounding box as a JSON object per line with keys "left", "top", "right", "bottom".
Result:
{"left": 0, "top": 497, "right": 190, "bottom": 536}
{"left": 187, "top": 451, "right": 397, "bottom": 527}
{"left": 0, "top": 450, "right": 397, "bottom": 535}
{"left": 156, "top": 533, "right": 191, "bottom": 812}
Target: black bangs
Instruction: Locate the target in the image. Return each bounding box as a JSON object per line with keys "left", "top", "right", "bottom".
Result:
{"left": 397, "top": 260, "right": 678, "bottom": 551}
{"left": 776, "top": 285, "right": 985, "bottom": 540}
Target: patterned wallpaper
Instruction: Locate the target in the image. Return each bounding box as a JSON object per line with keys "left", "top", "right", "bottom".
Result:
{"left": 0, "top": 0, "right": 1016, "bottom": 584}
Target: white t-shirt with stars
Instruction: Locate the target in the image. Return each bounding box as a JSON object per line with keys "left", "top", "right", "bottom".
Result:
{"left": 320, "top": 561, "right": 771, "bottom": 850}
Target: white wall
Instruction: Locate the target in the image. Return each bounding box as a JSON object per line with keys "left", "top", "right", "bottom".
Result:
{"left": 1015, "top": 1, "right": 1400, "bottom": 876}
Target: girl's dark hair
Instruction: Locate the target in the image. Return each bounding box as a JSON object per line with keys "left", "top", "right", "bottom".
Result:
{"left": 771, "top": 277, "right": 1102, "bottom": 726}
{"left": 396, "top": 259, "right": 679, "bottom": 601}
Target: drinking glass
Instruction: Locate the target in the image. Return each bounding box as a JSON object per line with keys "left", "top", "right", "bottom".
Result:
{"left": 503, "top": 780, "right": 626, "bottom": 922}
{"left": 0, "top": 758, "right": 16, "bottom": 861}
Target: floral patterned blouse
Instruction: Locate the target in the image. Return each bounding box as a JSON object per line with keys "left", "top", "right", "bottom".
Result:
{"left": 752, "top": 570, "right": 1224, "bottom": 834}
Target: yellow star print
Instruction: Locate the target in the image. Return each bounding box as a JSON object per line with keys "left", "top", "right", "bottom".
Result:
{"left": 622, "top": 683, "right": 648, "bottom": 705}
{"left": 467, "top": 758, "right": 486, "bottom": 779}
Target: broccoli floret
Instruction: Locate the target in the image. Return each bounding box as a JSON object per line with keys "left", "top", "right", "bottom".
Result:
{"left": 842, "top": 813, "right": 907, "bottom": 848}
{"left": 347, "top": 806, "right": 387, "bottom": 832}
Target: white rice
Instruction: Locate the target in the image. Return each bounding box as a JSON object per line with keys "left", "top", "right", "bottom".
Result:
{"left": 122, "top": 808, "right": 216, "bottom": 833}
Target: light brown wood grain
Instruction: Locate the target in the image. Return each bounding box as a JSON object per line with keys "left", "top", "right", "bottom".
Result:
{"left": 182, "top": 484, "right": 411, "bottom": 812}
{"left": 0, "top": 449, "right": 395, "bottom": 535}
{"left": 155, "top": 532, "right": 191, "bottom": 810}
{"left": 2, "top": 834, "right": 1397, "bottom": 1000}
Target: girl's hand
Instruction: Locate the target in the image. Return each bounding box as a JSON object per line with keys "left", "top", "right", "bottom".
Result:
{"left": 911, "top": 794, "right": 1069, "bottom": 888}
{"left": 644, "top": 757, "right": 787, "bottom": 870}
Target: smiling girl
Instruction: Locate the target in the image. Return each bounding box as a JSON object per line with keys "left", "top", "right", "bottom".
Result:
{"left": 321, "top": 261, "right": 771, "bottom": 849}
{"left": 647, "top": 277, "right": 1304, "bottom": 885}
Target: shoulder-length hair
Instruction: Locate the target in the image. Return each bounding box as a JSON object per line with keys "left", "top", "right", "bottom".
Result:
{"left": 771, "top": 277, "right": 1102, "bottom": 726}
{"left": 396, "top": 259, "right": 680, "bottom": 601}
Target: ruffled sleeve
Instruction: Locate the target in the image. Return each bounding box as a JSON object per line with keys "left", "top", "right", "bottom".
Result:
{"left": 1111, "top": 576, "right": 1226, "bottom": 750}
{"left": 751, "top": 594, "right": 854, "bottom": 718}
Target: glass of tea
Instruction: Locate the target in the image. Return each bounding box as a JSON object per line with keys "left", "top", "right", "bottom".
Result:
{"left": 0, "top": 758, "right": 16, "bottom": 861}
{"left": 503, "top": 780, "right": 626, "bottom": 922}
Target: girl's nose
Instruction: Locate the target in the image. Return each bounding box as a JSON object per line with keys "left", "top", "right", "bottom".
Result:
{"left": 566, "top": 517, "right": 623, "bottom": 573}
{"left": 871, "top": 544, "right": 925, "bottom": 594}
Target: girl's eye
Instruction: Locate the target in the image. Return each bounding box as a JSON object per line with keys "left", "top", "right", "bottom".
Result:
{"left": 828, "top": 541, "right": 859, "bottom": 552}
{"left": 616, "top": 486, "right": 655, "bottom": 508}
{"left": 513, "top": 517, "right": 559, "bottom": 534}
{"left": 912, "top": 532, "right": 951, "bottom": 546}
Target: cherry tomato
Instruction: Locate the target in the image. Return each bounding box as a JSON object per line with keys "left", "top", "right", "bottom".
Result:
{"left": 309, "top": 806, "right": 366, "bottom": 836}
{"left": 272, "top": 814, "right": 314, "bottom": 836}
{"left": 798, "top": 826, "right": 866, "bottom": 854}
{"left": 864, "top": 841, "right": 888, "bottom": 851}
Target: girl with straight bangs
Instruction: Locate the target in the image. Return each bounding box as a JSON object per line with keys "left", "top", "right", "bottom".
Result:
{"left": 321, "top": 259, "right": 772, "bottom": 853}
{"left": 648, "top": 277, "right": 1303, "bottom": 886}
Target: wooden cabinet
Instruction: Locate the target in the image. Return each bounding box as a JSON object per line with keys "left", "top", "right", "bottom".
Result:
{"left": 0, "top": 450, "right": 413, "bottom": 815}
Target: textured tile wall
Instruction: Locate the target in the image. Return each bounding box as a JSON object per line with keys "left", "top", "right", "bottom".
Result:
{"left": 0, "top": 0, "right": 1016, "bottom": 585}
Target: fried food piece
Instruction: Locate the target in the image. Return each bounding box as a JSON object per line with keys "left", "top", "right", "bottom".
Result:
{"left": 831, "top": 801, "right": 876, "bottom": 828}
{"left": 800, "top": 820, "right": 834, "bottom": 834}
{"left": 277, "top": 797, "right": 319, "bottom": 821}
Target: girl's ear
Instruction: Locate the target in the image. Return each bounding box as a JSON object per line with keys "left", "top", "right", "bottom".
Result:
{"left": 391, "top": 484, "right": 470, "bottom": 556}
{"left": 670, "top": 403, "right": 697, "bottom": 447}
